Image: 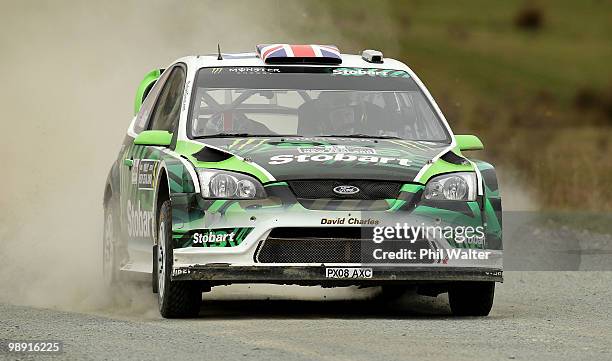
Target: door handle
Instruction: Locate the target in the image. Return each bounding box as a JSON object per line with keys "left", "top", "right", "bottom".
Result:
{"left": 124, "top": 158, "right": 134, "bottom": 168}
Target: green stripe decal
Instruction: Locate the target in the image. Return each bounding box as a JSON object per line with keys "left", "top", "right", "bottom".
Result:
{"left": 265, "top": 181, "right": 289, "bottom": 187}
{"left": 400, "top": 184, "right": 423, "bottom": 192}
{"left": 416, "top": 158, "right": 474, "bottom": 184}
{"left": 176, "top": 140, "right": 272, "bottom": 183}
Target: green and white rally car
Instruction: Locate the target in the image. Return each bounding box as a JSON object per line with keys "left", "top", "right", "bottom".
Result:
{"left": 103, "top": 44, "right": 502, "bottom": 318}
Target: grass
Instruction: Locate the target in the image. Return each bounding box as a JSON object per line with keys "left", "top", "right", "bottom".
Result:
{"left": 280, "top": 0, "right": 612, "bottom": 210}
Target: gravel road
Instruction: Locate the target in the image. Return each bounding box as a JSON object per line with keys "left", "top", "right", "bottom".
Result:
{"left": 1, "top": 271, "right": 610, "bottom": 361}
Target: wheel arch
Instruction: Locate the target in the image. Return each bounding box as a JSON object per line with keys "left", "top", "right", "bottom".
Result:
{"left": 154, "top": 164, "right": 171, "bottom": 246}
{"left": 472, "top": 159, "right": 503, "bottom": 249}
{"left": 472, "top": 160, "right": 501, "bottom": 200}
{"left": 152, "top": 152, "right": 200, "bottom": 247}
{"left": 103, "top": 161, "right": 121, "bottom": 208}
{"left": 103, "top": 182, "right": 113, "bottom": 207}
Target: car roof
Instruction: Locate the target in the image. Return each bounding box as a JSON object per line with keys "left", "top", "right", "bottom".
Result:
{"left": 172, "top": 53, "right": 412, "bottom": 72}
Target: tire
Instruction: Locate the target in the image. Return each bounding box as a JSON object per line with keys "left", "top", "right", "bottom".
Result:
{"left": 152, "top": 244, "right": 159, "bottom": 294}
{"left": 448, "top": 282, "right": 495, "bottom": 316}
{"left": 156, "top": 200, "right": 201, "bottom": 318}
{"left": 102, "top": 202, "right": 120, "bottom": 287}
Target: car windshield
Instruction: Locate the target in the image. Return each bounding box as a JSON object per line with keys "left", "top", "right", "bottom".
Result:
{"left": 188, "top": 66, "right": 450, "bottom": 142}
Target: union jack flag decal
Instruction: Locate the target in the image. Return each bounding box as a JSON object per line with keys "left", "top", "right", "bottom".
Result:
{"left": 256, "top": 44, "right": 342, "bottom": 64}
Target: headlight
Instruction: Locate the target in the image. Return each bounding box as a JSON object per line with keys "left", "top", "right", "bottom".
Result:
{"left": 197, "top": 170, "right": 266, "bottom": 199}
{"left": 423, "top": 172, "right": 477, "bottom": 201}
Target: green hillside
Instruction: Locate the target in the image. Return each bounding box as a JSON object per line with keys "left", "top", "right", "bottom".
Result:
{"left": 283, "top": 0, "right": 612, "bottom": 210}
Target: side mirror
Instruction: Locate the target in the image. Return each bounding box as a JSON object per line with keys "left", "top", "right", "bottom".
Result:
{"left": 456, "top": 134, "right": 484, "bottom": 151}
{"left": 134, "top": 130, "right": 172, "bottom": 146}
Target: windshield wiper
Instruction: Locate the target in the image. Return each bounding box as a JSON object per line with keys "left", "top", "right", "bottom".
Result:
{"left": 194, "top": 133, "right": 303, "bottom": 139}
{"left": 323, "top": 134, "right": 403, "bottom": 139}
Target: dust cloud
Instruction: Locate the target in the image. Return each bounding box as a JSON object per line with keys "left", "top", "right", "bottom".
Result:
{"left": 0, "top": 0, "right": 350, "bottom": 315}
{"left": 497, "top": 169, "right": 539, "bottom": 211}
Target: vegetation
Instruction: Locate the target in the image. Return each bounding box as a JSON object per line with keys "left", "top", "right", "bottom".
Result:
{"left": 280, "top": 0, "right": 612, "bottom": 210}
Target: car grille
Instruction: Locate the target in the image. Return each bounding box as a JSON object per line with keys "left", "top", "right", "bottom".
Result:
{"left": 255, "top": 228, "right": 434, "bottom": 264}
{"left": 287, "top": 180, "right": 403, "bottom": 200}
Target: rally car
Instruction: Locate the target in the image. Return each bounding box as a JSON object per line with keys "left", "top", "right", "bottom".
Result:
{"left": 103, "top": 44, "right": 503, "bottom": 318}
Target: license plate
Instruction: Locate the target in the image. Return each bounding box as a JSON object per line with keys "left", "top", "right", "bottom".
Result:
{"left": 325, "top": 267, "right": 373, "bottom": 279}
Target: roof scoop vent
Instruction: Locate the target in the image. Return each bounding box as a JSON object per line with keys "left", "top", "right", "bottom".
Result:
{"left": 362, "top": 49, "right": 383, "bottom": 63}
{"left": 256, "top": 44, "right": 342, "bottom": 64}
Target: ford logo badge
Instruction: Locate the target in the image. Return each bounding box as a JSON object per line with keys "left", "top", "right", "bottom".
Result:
{"left": 333, "top": 185, "right": 360, "bottom": 195}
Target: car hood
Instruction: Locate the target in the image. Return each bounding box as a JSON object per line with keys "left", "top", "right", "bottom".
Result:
{"left": 194, "top": 137, "right": 450, "bottom": 182}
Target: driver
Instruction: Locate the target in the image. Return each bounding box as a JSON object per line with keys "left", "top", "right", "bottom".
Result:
{"left": 297, "top": 92, "right": 394, "bottom": 136}
{"left": 317, "top": 91, "right": 364, "bottom": 134}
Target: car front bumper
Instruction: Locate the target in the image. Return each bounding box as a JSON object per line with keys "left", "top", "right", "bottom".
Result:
{"left": 169, "top": 184, "right": 503, "bottom": 284}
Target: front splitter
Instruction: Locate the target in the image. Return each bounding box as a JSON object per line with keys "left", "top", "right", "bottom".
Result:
{"left": 171, "top": 265, "right": 503, "bottom": 284}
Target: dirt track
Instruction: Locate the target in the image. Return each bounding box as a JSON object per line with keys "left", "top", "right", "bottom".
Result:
{"left": 1, "top": 271, "right": 610, "bottom": 361}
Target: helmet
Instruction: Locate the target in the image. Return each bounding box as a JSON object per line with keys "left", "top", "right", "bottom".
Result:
{"left": 317, "top": 92, "right": 361, "bottom": 133}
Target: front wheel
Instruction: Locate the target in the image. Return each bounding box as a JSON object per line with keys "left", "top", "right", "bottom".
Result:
{"left": 156, "top": 200, "right": 201, "bottom": 318}
{"left": 448, "top": 282, "right": 495, "bottom": 316}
